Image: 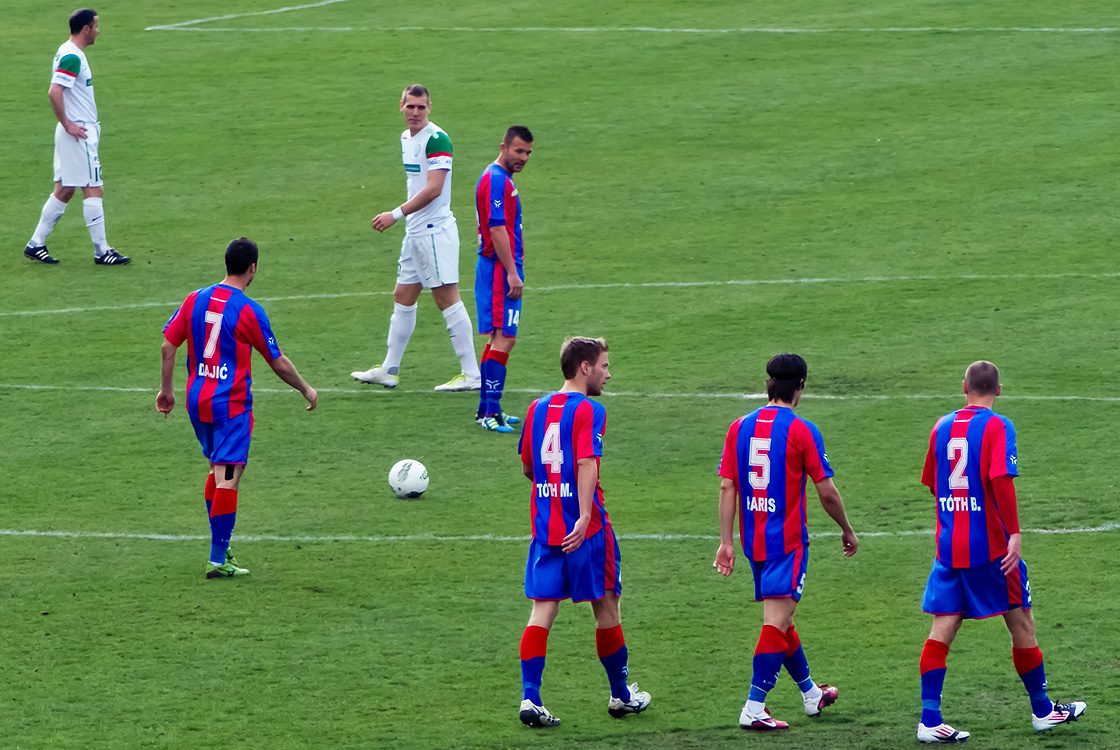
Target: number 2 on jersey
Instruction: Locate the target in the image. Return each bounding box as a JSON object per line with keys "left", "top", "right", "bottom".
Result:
{"left": 203, "top": 311, "right": 223, "bottom": 359}
{"left": 541, "top": 422, "right": 563, "bottom": 473}
{"left": 947, "top": 437, "right": 968, "bottom": 489}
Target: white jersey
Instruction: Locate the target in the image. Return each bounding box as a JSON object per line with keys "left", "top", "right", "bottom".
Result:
{"left": 51, "top": 40, "right": 97, "bottom": 123}
{"left": 401, "top": 122, "right": 454, "bottom": 236}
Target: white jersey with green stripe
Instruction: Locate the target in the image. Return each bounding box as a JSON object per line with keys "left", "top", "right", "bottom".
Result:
{"left": 400, "top": 122, "right": 454, "bottom": 236}
{"left": 51, "top": 41, "right": 97, "bottom": 123}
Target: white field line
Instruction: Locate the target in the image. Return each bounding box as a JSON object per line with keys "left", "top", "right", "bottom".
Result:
{"left": 147, "top": 25, "right": 1120, "bottom": 34}
{"left": 4, "top": 271, "right": 1120, "bottom": 318}
{"left": 144, "top": 0, "right": 352, "bottom": 30}
{"left": 1, "top": 523, "right": 1116, "bottom": 544}
{"left": 4, "top": 383, "right": 1120, "bottom": 403}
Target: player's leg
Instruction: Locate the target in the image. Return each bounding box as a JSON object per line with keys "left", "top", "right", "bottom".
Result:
{"left": 774, "top": 547, "right": 836, "bottom": 716}
{"left": 999, "top": 565, "right": 1086, "bottom": 731}
{"left": 25, "top": 179, "right": 72, "bottom": 263}
{"left": 520, "top": 540, "right": 564, "bottom": 727}
{"left": 430, "top": 282, "right": 481, "bottom": 391}
{"left": 917, "top": 559, "right": 968, "bottom": 742}
{"left": 350, "top": 264, "right": 421, "bottom": 386}
{"left": 740, "top": 595, "right": 796, "bottom": 730}
{"left": 203, "top": 412, "right": 252, "bottom": 578}
{"left": 477, "top": 257, "right": 520, "bottom": 430}
{"left": 425, "top": 226, "right": 481, "bottom": 391}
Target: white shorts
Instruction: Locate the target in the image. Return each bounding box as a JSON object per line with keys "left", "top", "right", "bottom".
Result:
{"left": 54, "top": 121, "right": 103, "bottom": 188}
{"left": 396, "top": 221, "right": 460, "bottom": 288}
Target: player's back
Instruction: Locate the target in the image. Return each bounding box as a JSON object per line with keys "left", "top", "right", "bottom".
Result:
{"left": 519, "top": 392, "right": 608, "bottom": 545}
{"left": 922, "top": 405, "right": 1018, "bottom": 567}
{"left": 163, "top": 284, "right": 282, "bottom": 423}
{"left": 719, "top": 406, "right": 833, "bottom": 560}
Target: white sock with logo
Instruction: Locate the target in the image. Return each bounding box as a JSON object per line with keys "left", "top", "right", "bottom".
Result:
{"left": 83, "top": 197, "right": 109, "bottom": 255}
{"left": 383, "top": 302, "right": 417, "bottom": 374}
{"left": 442, "top": 301, "right": 480, "bottom": 379}
{"left": 30, "top": 195, "right": 68, "bottom": 247}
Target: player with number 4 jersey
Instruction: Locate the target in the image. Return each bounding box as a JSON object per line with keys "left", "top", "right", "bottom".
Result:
{"left": 514, "top": 337, "right": 651, "bottom": 729}
{"left": 915, "top": 361, "right": 1086, "bottom": 744}
{"left": 714, "top": 353, "right": 857, "bottom": 732}
{"left": 158, "top": 238, "right": 317, "bottom": 580}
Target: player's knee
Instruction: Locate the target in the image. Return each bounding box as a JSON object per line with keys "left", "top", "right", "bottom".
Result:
{"left": 54, "top": 185, "right": 75, "bottom": 202}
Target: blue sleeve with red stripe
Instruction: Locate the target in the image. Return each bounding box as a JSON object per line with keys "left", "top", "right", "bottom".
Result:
{"left": 487, "top": 170, "right": 509, "bottom": 226}
{"left": 239, "top": 301, "right": 282, "bottom": 360}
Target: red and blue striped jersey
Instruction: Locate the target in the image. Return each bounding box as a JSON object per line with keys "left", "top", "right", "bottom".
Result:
{"left": 921, "top": 406, "right": 1019, "bottom": 568}
{"left": 163, "top": 284, "right": 282, "bottom": 423}
{"left": 476, "top": 162, "right": 523, "bottom": 264}
{"left": 518, "top": 392, "right": 609, "bottom": 545}
{"left": 718, "top": 406, "right": 833, "bottom": 561}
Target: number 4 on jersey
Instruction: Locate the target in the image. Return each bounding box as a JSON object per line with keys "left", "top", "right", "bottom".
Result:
{"left": 542, "top": 422, "right": 563, "bottom": 473}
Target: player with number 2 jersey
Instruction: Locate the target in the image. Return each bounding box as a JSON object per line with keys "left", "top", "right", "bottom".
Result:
{"left": 714, "top": 353, "right": 857, "bottom": 732}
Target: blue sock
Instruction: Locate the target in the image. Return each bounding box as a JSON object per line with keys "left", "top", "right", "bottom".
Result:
{"left": 520, "top": 626, "right": 549, "bottom": 705}
{"left": 920, "top": 639, "right": 950, "bottom": 726}
{"left": 1014, "top": 647, "right": 1053, "bottom": 717}
{"left": 782, "top": 626, "right": 815, "bottom": 692}
{"left": 488, "top": 351, "right": 508, "bottom": 416}
{"left": 749, "top": 625, "right": 788, "bottom": 704}
{"left": 596, "top": 626, "right": 631, "bottom": 701}
{"left": 477, "top": 357, "right": 492, "bottom": 417}
{"left": 209, "top": 488, "right": 238, "bottom": 565}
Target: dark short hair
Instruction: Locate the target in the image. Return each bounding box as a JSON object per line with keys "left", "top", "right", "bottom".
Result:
{"left": 560, "top": 337, "right": 608, "bottom": 379}
{"left": 70, "top": 9, "right": 97, "bottom": 34}
{"left": 503, "top": 126, "right": 534, "bottom": 146}
{"left": 965, "top": 360, "right": 1000, "bottom": 396}
{"left": 765, "top": 353, "right": 807, "bottom": 402}
{"left": 225, "top": 237, "right": 259, "bottom": 276}
{"left": 401, "top": 84, "right": 430, "bottom": 102}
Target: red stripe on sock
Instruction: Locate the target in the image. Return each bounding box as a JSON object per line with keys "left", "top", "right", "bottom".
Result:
{"left": 1012, "top": 646, "right": 1044, "bottom": 675}
{"left": 784, "top": 625, "right": 801, "bottom": 656}
{"left": 491, "top": 350, "right": 510, "bottom": 367}
{"left": 520, "top": 625, "right": 549, "bottom": 660}
{"left": 205, "top": 474, "right": 216, "bottom": 502}
{"left": 920, "top": 638, "right": 950, "bottom": 674}
{"left": 482, "top": 344, "right": 492, "bottom": 360}
{"left": 595, "top": 624, "right": 626, "bottom": 658}
{"left": 210, "top": 488, "right": 238, "bottom": 517}
{"left": 755, "top": 624, "right": 788, "bottom": 656}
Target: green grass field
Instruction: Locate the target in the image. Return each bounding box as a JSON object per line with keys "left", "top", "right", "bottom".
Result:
{"left": 2, "top": 1, "right": 1119, "bottom": 747}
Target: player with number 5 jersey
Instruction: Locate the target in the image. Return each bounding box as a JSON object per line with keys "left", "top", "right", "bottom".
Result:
{"left": 714, "top": 353, "right": 857, "bottom": 732}
{"left": 158, "top": 238, "right": 317, "bottom": 580}
{"left": 514, "top": 337, "right": 651, "bottom": 729}
{"left": 474, "top": 126, "right": 534, "bottom": 433}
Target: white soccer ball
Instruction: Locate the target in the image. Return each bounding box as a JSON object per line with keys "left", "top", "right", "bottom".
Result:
{"left": 389, "top": 459, "right": 429, "bottom": 498}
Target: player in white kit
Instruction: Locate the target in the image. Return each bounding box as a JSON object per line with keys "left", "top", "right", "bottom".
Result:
{"left": 351, "top": 85, "right": 481, "bottom": 392}
{"left": 24, "top": 9, "right": 129, "bottom": 266}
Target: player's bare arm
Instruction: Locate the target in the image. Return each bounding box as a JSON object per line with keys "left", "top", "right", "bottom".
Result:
{"left": 156, "top": 339, "right": 178, "bottom": 417}
{"left": 523, "top": 462, "right": 534, "bottom": 480}
{"left": 372, "top": 169, "right": 448, "bottom": 232}
{"left": 266, "top": 354, "right": 318, "bottom": 411}
{"left": 813, "top": 477, "right": 858, "bottom": 556}
{"left": 562, "top": 456, "right": 597, "bottom": 553}
{"left": 490, "top": 226, "right": 523, "bottom": 300}
{"left": 48, "top": 84, "right": 86, "bottom": 140}
{"left": 713, "top": 476, "right": 738, "bottom": 576}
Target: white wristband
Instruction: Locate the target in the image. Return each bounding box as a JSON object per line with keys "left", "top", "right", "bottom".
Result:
{"left": 391, "top": 206, "right": 405, "bottom": 221}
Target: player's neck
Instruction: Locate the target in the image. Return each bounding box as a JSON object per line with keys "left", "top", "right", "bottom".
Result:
{"left": 559, "top": 381, "right": 588, "bottom": 396}
{"left": 964, "top": 397, "right": 996, "bottom": 410}
{"left": 220, "top": 275, "right": 250, "bottom": 292}
{"left": 767, "top": 399, "right": 795, "bottom": 409}
{"left": 408, "top": 121, "right": 429, "bottom": 136}
{"left": 70, "top": 34, "right": 88, "bottom": 50}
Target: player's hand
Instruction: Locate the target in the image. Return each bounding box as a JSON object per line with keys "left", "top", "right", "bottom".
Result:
{"left": 371, "top": 212, "right": 397, "bottom": 233}
{"left": 506, "top": 268, "right": 523, "bottom": 300}
{"left": 1000, "top": 533, "right": 1022, "bottom": 574}
{"left": 713, "top": 542, "right": 736, "bottom": 576}
{"left": 64, "top": 121, "right": 87, "bottom": 140}
{"left": 156, "top": 390, "right": 175, "bottom": 418}
{"left": 302, "top": 386, "right": 318, "bottom": 411}
{"left": 562, "top": 517, "right": 590, "bottom": 553}
{"left": 841, "top": 529, "right": 858, "bottom": 557}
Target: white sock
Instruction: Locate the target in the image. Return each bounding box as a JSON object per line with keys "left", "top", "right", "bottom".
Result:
{"left": 745, "top": 699, "right": 766, "bottom": 716}
{"left": 803, "top": 684, "right": 822, "bottom": 701}
{"left": 30, "top": 195, "right": 68, "bottom": 247}
{"left": 383, "top": 302, "right": 417, "bottom": 373}
{"left": 83, "top": 197, "right": 109, "bottom": 255}
{"left": 442, "top": 301, "right": 480, "bottom": 379}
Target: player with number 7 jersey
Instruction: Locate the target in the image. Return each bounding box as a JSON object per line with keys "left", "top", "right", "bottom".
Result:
{"left": 714, "top": 354, "right": 857, "bottom": 732}
{"left": 158, "top": 238, "right": 317, "bottom": 580}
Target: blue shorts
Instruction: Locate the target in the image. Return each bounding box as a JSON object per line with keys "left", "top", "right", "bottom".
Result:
{"left": 475, "top": 255, "right": 522, "bottom": 337}
{"left": 749, "top": 545, "right": 808, "bottom": 602}
{"left": 524, "top": 525, "right": 621, "bottom": 603}
{"left": 190, "top": 411, "right": 253, "bottom": 465}
{"left": 922, "top": 557, "right": 1032, "bottom": 619}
